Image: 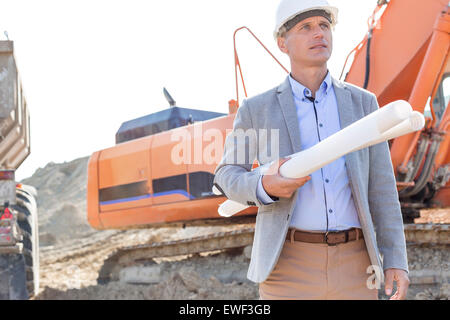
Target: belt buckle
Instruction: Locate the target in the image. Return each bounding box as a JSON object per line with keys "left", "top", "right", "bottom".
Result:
{"left": 325, "top": 231, "right": 348, "bottom": 246}
{"left": 325, "top": 232, "right": 336, "bottom": 246}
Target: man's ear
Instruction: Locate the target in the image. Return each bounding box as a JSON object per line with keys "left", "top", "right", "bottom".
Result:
{"left": 277, "top": 36, "right": 288, "bottom": 54}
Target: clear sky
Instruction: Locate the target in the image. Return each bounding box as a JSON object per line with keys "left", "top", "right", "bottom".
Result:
{"left": 0, "top": 0, "right": 378, "bottom": 180}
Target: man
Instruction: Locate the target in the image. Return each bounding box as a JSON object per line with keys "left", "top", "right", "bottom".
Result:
{"left": 213, "top": 0, "right": 410, "bottom": 300}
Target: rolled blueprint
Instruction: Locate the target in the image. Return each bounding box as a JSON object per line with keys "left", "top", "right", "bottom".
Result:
{"left": 216, "top": 100, "right": 425, "bottom": 217}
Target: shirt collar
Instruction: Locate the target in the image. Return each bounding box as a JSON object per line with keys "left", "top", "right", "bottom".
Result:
{"left": 288, "top": 70, "right": 332, "bottom": 101}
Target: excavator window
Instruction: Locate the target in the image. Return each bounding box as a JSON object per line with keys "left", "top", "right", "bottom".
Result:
{"left": 152, "top": 174, "right": 189, "bottom": 199}
{"left": 431, "top": 72, "right": 450, "bottom": 124}
{"left": 188, "top": 172, "right": 216, "bottom": 199}
{"left": 99, "top": 181, "right": 149, "bottom": 204}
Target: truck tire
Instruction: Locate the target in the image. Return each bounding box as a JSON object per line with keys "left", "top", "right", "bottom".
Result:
{"left": 0, "top": 253, "right": 29, "bottom": 299}
{"left": 0, "top": 186, "right": 39, "bottom": 299}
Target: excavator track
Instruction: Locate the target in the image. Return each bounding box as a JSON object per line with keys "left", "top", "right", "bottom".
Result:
{"left": 97, "top": 223, "right": 449, "bottom": 284}
{"left": 404, "top": 224, "right": 449, "bottom": 286}
{"left": 98, "top": 227, "right": 256, "bottom": 283}
{"left": 404, "top": 224, "right": 449, "bottom": 244}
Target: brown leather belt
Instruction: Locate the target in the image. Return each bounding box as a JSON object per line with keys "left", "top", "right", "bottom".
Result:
{"left": 286, "top": 228, "right": 363, "bottom": 246}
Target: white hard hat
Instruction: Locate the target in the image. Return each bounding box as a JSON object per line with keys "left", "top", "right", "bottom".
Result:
{"left": 274, "top": 0, "right": 338, "bottom": 39}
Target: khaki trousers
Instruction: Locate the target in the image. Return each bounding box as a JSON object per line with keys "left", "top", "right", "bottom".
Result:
{"left": 259, "top": 233, "right": 378, "bottom": 300}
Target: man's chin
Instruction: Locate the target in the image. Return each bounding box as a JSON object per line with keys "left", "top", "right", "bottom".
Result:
{"left": 302, "top": 58, "right": 330, "bottom": 68}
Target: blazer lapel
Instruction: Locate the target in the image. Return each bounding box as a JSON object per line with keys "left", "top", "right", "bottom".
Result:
{"left": 332, "top": 76, "right": 355, "bottom": 130}
{"left": 276, "top": 76, "right": 302, "bottom": 153}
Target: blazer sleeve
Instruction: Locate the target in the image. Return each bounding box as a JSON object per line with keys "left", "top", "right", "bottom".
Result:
{"left": 213, "top": 99, "right": 266, "bottom": 208}
{"left": 367, "top": 94, "right": 409, "bottom": 273}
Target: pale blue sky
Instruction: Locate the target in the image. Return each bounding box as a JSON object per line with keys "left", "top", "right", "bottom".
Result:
{"left": 0, "top": 0, "right": 378, "bottom": 180}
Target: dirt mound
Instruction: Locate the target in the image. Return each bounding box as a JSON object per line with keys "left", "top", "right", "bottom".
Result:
{"left": 415, "top": 208, "right": 450, "bottom": 224}
{"left": 21, "top": 156, "right": 94, "bottom": 244}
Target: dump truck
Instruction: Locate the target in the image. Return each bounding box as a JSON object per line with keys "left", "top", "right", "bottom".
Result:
{"left": 87, "top": 0, "right": 449, "bottom": 285}
{"left": 0, "top": 40, "right": 39, "bottom": 299}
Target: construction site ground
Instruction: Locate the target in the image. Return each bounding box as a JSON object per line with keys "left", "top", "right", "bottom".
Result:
{"left": 21, "top": 157, "right": 449, "bottom": 300}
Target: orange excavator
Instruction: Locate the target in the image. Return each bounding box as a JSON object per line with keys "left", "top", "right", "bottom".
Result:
{"left": 87, "top": 0, "right": 449, "bottom": 283}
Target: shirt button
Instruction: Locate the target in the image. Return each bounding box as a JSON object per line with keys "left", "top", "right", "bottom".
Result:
{"left": 319, "top": 123, "right": 323, "bottom": 127}
{"left": 302, "top": 98, "right": 305, "bottom": 102}
{"left": 325, "top": 179, "right": 329, "bottom": 183}
{"left": 329, "top": 209, "right": 333, "bottom": 213}
{"left": 315, "top": 100, "right": 318, "bottom": 104}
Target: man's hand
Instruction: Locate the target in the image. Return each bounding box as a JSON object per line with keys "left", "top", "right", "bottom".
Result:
{"left": 262, "top": 157, "right": 311, "bottom": 199}
{"left": 384, "top": 268, "right": 410, "bottom": 300}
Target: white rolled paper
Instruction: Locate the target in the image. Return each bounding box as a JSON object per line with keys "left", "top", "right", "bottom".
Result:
{"left": 379, "top": 111, "right": 425, "bottom": 142}
{"left": 216, "top": 100, "right": 424, "bottom": 217}
{"left": 212, "top": 185, "right": 222, "bottom": 196}
{"left": 217, "top": 199, "right": 249, "bottom": 217}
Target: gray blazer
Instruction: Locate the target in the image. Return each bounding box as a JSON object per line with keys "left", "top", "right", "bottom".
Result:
{"left": 213, "top": 75, "right": 409, "bottom": 284}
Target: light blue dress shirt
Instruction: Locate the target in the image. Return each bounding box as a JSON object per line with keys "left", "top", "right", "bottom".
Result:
{"left": 256, "top": 71, "right": 361, "bottom": 231}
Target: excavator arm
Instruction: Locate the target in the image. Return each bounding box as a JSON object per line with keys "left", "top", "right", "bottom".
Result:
{"left": 344, "top": 0, "right": 450, "bottom": 211}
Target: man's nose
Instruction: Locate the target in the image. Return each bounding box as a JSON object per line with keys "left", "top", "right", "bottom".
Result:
{"left": 312, "top": 26, "right": 325, "bottom": 39}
